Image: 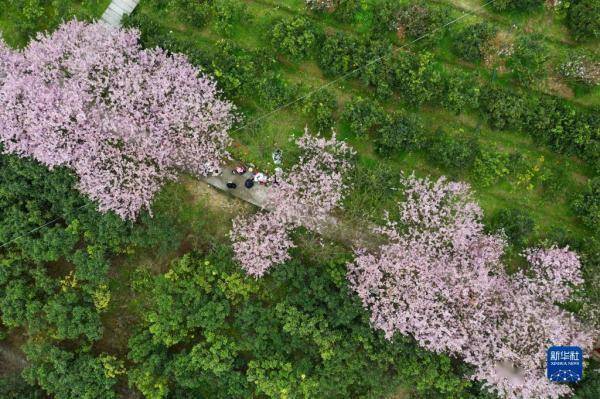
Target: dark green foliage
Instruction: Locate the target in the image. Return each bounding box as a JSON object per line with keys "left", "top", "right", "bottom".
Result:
{"left": 341, "top": 97, "right": 387, "bottom": 137}
{"left": 375, "top": 113, "right": 425, "bottom": 155}
{"left": 452, "top": 22, "right": 496, "bottom": 63}
{"left": 573, "top": 361, "right": 600, "bottom": 398}
{"left": 442, "top": 70, "right": 480, "bottom": 114}
{"left": 0, "top": 374, "right": 45, "bottom": 399}
{"left": 508, "top": 34, "right": 548, "bottom": 84}
{"left": 479, "top": 85, "right": 525, "bottom": 130}
{"left": 567, "top": 0, "right": 600, "bottom": 41}
{"left": 391, "top": 52, "right": 443, "bottom": 106}
{"left": 303, "top": 89, "right": 338, "bottom": 132}
{"left": 270, "top": 16, "right": 318, "bottom": 60}
{"left": 23, "top": 342, "right": 121, "bottom": 399}
{"left": 490, "top": 0, "right": 543, "bottom": 12}
{"left": 427, "top": 130, "right": 480, "bottom": 170}
{"left": 128, "top": 250, "right": 476, "bottom": 399}
{"left": 573, "top": 177, "right": 600, "bottom": 234}
{"left": 332, "top": 0, "right": 361, "bottom": 23}
{"left": 489, "top": 208, "right": 535, "bottom": 246}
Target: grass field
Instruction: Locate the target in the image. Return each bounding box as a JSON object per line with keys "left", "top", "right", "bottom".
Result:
{"left": 126, "top": 0, "right": 596, "bottom": 242}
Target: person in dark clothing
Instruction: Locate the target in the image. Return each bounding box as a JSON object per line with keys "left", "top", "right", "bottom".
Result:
{"left": 226, "top": 182, "right": 237, "bottom": 189}
{"left": 244, "top": 178, "right": 254, "bottom": 189}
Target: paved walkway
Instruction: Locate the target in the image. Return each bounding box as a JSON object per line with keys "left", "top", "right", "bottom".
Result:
{"left": 203, "top": 166, "right": 272, "bottom": 209}
{"left": 100, "top": 0, "right": 140, "bottom": 27}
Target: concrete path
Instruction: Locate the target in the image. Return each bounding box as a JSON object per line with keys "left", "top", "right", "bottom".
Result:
{"left": 202, "top": 166, "right": 272, "bottom": 209}
{"left": 100, "top": 0, "right": 140, "bottom": 27}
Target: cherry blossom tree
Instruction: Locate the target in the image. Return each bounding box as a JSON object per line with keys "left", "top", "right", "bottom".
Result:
{"left": 0, "top": 21, "right": 235, "bottom": 219}
{"left": 230, "top": 129, "right": 354, "bottom": 277}
{"left": 347, "top": 175, "right": 596, "bottom": 399}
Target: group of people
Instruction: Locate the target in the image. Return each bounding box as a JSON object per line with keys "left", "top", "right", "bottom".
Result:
{"left": 208, "top": 149, "right": 284, "bottom": 191}
{"left": 223, "top": 164, "right": 284, "bottom": 190}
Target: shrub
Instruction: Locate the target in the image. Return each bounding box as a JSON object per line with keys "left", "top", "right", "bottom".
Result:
{"left": 452, "top": 22, "right": 496, "bottom": 63}
{"left": 479, "top": 85, "right": 525, "bottom": 130}
{"left": 341, "top": 97, "right": 387, "bottom": 136}
{"left": 302, "top": 89, "right": 338, "bottom": 132}
{"left": 427, "top": 130, "right": 480, "bottom": 170}
{"left": 573, "top": 177, "right": 600, "bottom": 234}
{"left": 270, "top": 16, "right": 318, "bottom": 60}
{"left": 256, "top": 73, "right": 299, "bottom": 109}
{"left": 473, "top": 150, "right": 510, "bottom": 187}
{"left": 396, "top": 1, "right": 449, "bottom": 43}
{"left": 490, "top": 0, "right": 543, "bottom": 12}
{"left": 318, "top": 32, "right": 361, "bottom": 77}
{"left": 567, "top": 0, "right": 600, "bottom": 41}
{"left": 441, "top": 70, "right": 480, "bottom": 114}
{"left": 508, "top": 34, "right": 549, "bottom": 84}
{"left": 332, "top": 0, "right": 362, "bottom": 23}
{"left": 212, "top": 0, "right": 248, "bottom": 36}
{"left": 488, "top": 208, "right": 535, "bottom": 246}
{"left": 392, "top": 52, "right": 443, "bottom": 106}
{"left": 375, "top": 113, "right": 425, "bottom": 156}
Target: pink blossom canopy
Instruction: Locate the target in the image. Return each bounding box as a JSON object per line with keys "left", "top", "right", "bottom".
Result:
{"left": 347, "top": 175, "right": 596, "bottom": 399}
{"left": 230, "top": 129, "right": 354, "bottom": 277}
{"left": 0, "top": 21, "right": 235, "bottom": 219}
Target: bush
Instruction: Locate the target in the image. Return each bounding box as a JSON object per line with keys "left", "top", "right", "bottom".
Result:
{"left": 427, "top": 130, "right": 480, "bottom": 170}
{"left": 332, "top": 0, "right": 362, "bottom": 23}
{"left": 391, "top": 52, "right": 443, "bottom": 106}
{"left": 567, "top": 0, "right": 600, "bottom": 41}
{"left": 270, "top": 16, "right": 318, "bottom": 60}
{"left": 341, "top": 97, "right": 387, "bottom": 136}
{"left": 318, "top": 32, "right": 362, "bottom": 77}
{"left": 302, "top": 89, "right": 338, "bottom": 132}
{"left": 452, "top": 22, "right": 496, "bottom": 63}
{"left": 508, "top": 34, "right": 548, "bottom": 84}
{"left": 479, "top": 85, "right": 525, "bottom": 130}
{"left": 488, "top": 208, "right": 535, "bottom": 246}
{"left": 375, "top": 113, "right": 425, "bottom": 156}
{"left": 212, "top": 0, "right": 248, "bottom": 36}
{"left": 490, "top": 0, "right": 543, "bottom": 12}
{"left": 473, "top": 150, "right": 510, "bottom": 187}
{"left": 169, "top": 0, "right": 212, "bottom": 28}
{"left": 396, "top": 2, "right": 449, "bottom": 43}
{"left": 441, "top": 70, "right": 481, "bottom": 114}
{"left": 573, "top": 177, "right": 600, "bottom": 234}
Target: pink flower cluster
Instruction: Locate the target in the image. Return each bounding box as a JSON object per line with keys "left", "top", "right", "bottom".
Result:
{"left": 347, "top": 175, "right": 596, "bottom": 399}
{"left": 230, "top": 128, "right": 354, "bottom": 277}
{"left": 0, "top": 21, "right": 235, "bottom": 219}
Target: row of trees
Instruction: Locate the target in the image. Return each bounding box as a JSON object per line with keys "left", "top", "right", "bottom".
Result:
{"left": 305, "top": 0, "right": 599, "bottom": 42}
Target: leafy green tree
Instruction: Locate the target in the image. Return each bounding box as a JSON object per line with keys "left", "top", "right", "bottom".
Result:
{"left": 452, "top": 22, "right": 496, "bottom": 63}
{"left": 341, "top": 96, "right": 387, "bottom": 137}
{"left": 127, "top": 249, "right": 477, "bottom": 399}
{"left": 270, "top": 16, "right": 318, "bottom": 60}
{"left": 508, "top": 34, "right": 549, "bottom": 85}
{"left": 567, "top": 0, "right": 600, "bottom": 41}
{"left": 23, "top": 342, "right": 122, "bottom": 399}
{"left": 573, "top": 177, "right": 600, "bottom": 234}
{"left": 375, "top": 112, "right": 424, "bottom": 155}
